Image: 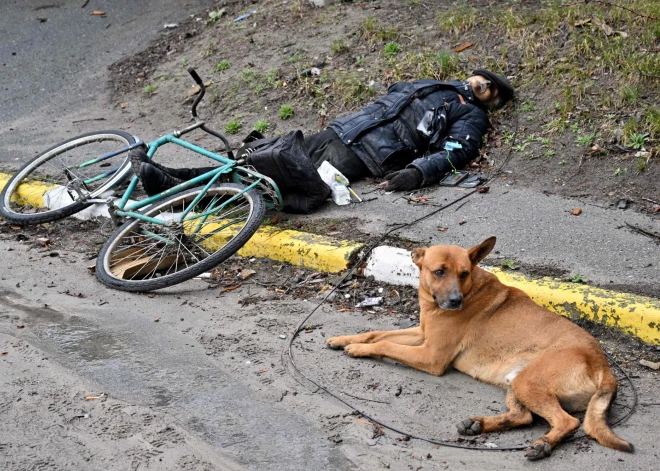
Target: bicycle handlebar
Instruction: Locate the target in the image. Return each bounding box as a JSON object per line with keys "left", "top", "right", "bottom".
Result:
{"left": 185, "top": 67, "right": 235, "bottom": 160}
{"left": 188, "top": 68, "right": 205, "bottom": 118}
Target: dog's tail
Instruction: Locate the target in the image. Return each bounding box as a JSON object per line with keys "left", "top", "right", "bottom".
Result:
{"left": 583, "top": 370, "right": 634, "bottom": 453}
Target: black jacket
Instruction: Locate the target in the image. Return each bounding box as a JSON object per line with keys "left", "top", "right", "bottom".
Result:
{"left": 329, "top": 79, "right": 489, "bottom": 186}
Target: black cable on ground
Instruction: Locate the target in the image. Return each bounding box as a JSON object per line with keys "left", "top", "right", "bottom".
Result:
{"left": 283, "top": 98, "right": 638, "bottom": 452}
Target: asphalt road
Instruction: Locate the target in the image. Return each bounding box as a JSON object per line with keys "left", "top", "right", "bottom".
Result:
{"left": 0, "top": 0, "right": 217, "bottom": 164}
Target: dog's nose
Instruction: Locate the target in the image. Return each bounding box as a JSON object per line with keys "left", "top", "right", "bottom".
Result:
{"left": 448, "top": 294, "right": 463, "bottom": 308}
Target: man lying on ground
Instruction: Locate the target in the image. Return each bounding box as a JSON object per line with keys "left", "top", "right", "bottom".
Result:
{"left": 132, "top": 69, "right": 514, "bottom": 213}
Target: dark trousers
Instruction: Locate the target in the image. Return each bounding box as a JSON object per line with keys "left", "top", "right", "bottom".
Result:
{"left": 176, "top": 129, "right": 371, "bottom": 182}
{"left": 304, "top": 128, "right": 371, "bottom": 181}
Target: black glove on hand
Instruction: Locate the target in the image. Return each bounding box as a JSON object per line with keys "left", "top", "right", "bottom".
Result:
{"left": 384, "top": 168, "right": 423, "bottom": 191}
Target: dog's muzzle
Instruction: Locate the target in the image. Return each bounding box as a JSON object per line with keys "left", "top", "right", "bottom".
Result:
{"left": 436, "top": 293, "right": 464, "bottom": 310}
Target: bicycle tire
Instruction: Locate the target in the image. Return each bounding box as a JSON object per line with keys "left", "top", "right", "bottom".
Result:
{"left": 95, "top": 183, "right": 266, "bottom": 292}
{"left": 0, "top": 130, "right": 137, "bottom": 225}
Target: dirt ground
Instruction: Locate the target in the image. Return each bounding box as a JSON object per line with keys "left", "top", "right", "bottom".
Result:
{"left": 1, "top": 228, "right": 659, "bottom": 470}
{"left": 107, "top": 0, "right": 659, "bottom": 215}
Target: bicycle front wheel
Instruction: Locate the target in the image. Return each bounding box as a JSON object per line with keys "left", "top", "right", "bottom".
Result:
{"left": 0, "top": 130, "right": 137, "bottom": 225}
{"left": 96, "top": 183, "right": 266, "bottom": 292}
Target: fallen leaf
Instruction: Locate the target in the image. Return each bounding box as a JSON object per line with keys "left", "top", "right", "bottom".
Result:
{"left": 120, "top": 102, "right": 129, "bottom": 109}
{"left": 454, "top": 42, "right": 473, "bottom": 53}
{"left": 653, "top": 205, "right": 660, "bottom": 213}
{"left": 91, "top": 10, "right": 105, "bottom": 15}
{"left": 601, "top": 23, "right": 614, "bottom": 36}
{"left": 187, "top": 80, "right": 214, "bottom": 96}
{"left": 239, "top": 269, "right": 256, "bottom": 280}
{"left": 570, "top": 208, "right": 582, "bottom": 216}
{"left": 477, "top": 186, "right": 490, "bottom": 193}
{"left": 640, "top": 359, "right": 660, "bottom": 370}
{"left": 220, "top": 284, "right": 242, "bottom": 293}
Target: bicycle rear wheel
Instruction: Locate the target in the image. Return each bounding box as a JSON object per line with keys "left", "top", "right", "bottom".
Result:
{"left": 95, "top": 183, "right": 265, "bottom": 292}
{"left": 0, "top": 130, "right": 137, "bottom": 225}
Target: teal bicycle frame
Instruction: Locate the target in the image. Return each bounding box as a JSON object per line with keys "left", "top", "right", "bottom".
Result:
{"left": 78, "top": 131, "right": 282, "bottom": 229}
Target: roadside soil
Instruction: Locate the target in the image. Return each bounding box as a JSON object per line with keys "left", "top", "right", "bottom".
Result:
{"left": 107, "top": 0, "right": 660, "bottom": 215}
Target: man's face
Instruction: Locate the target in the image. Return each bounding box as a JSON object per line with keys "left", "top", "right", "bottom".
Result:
{"left": 467, "top": 75, "right": 500, "bottom": 107}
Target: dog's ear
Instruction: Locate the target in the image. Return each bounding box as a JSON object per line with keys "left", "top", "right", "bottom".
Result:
{"left": 468, "top": 237, "right": 496, "bottom": 266}
{"left": 411, "top": 247, "right": 426, "bottom": 267}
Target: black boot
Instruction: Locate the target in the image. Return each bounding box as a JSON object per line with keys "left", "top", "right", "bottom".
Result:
{"left": 139, "top": 162, "right": 184, "bottom": 196}
{"left": 130, "top": 148, "right": 216, "bottom": 181}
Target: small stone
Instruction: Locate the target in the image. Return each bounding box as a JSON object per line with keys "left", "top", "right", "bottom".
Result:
{"left": 639, "top": 359, "right": 660, "bottom": 370}
{"left": 279, "top": 334, "right": 287, "bottom": 339}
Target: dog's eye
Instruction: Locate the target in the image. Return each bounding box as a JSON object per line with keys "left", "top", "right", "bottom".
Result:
{"left": 434, "top": 269, "right": 445, "bottom": 278}
{"left": 459, "top": 271, "right": 469, "bottom": 280}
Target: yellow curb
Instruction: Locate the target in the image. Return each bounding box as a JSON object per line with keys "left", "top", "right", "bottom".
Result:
{"left": 0, "top": 172, "right": 58, "bottom": 208}
{"left": 235, "top": 226, "right": 364, "bottom": 273}
{"left": 0, "top": 171, "right": 365, "bottom": 273}
{"left": 492, "top": 268, "right": 660, "bottom": 345}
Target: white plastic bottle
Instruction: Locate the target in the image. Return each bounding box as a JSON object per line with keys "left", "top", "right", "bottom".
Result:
{"left": 331, "top": 183, "right": 351, "bottom": 205}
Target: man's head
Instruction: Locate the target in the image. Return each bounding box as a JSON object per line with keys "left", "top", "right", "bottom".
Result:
{"left": 467, "top": 69, "right": 514, "bottom": 109}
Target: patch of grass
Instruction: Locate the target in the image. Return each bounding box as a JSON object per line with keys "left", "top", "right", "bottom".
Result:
{"left": 637, "top": 153, "right": 648, "bottom": 172}
{"left": 181, "top": 57, "right": 188, "bottom": 69}
{"left": 253, "top": 120, "right": 270, "bottom": 133}
{"left": 521, "top": 99, "right": 537, "bottom": 112}
{"left": 359, "top": 17, "right": 399, "bottom": 43}
{"left": 241, "top": 68, "right": 260, "bottom": 83}
{"left": 331, "top": 39, "right": 350, "bottom": 55}
{"left": 437, "top": 3, "right": 479, "bottom": 34}
{"left": 501, "top": 260, "right": 520, "bottom": 270}
{"left": 575, "top": 132, "right": 598, "bottom": 147}
{"left": 216, "top": 60, "right": 230, "bottom": 72}
{"left": 207, "top": 8, "right": 226, "bottom": 24}
{"left": 564, "top": 273, "right": 588, "bottom": 284}
{"left": 143, "top": 84, "right": 158, "bottom": 95}
{"left": 330, "top": 72, "right": 376, "bottom": 107}
{"left": 279, "top": 104, "right": 294, "bottom": 120}
{"left": 627, "top": 132, "right": 649, "bottom": 150}
{"left": 383, "top": 41, "right": 401, "bottom": 58}
{"left": 224, "top": 119, "right": 241, "bottom": 134}
{"left": 620, "top": 85, "right": 640, "bottom": 105}
{"left": 285, "top": 52, "right": 302, "bottom": 64}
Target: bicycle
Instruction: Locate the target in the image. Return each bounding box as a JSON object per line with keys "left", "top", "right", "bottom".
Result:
{"left": 0, "top": 69, "right": 282, "bottom": 292}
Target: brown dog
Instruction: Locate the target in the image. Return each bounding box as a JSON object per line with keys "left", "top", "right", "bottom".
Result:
{"left": 326, "top": 237, "right": 633, "bottom": 460}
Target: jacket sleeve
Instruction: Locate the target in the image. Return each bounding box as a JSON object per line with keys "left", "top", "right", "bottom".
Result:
{"left": 408, "top": 103, "right": 488, "bottom": 186}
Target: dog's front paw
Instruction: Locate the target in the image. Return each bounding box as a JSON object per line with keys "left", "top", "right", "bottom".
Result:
{"left": 326, "top": 336, "right": 350, "bottom": 350}
{"left": 343, "top": 343, "right": 372, "bottom": 358}
{"left": 457, "top": 419, "right": 482, "bottom": 436}
{"left": 525, "top": 438, "right": 552, "bottom": 461}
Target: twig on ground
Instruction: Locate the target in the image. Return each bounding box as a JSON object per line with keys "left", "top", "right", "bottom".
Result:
{"left": 625, "top": 222, "right": 660, "bottom": 243}
{"left": 642, "top": 197, "right": 660, "bottom": 205}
